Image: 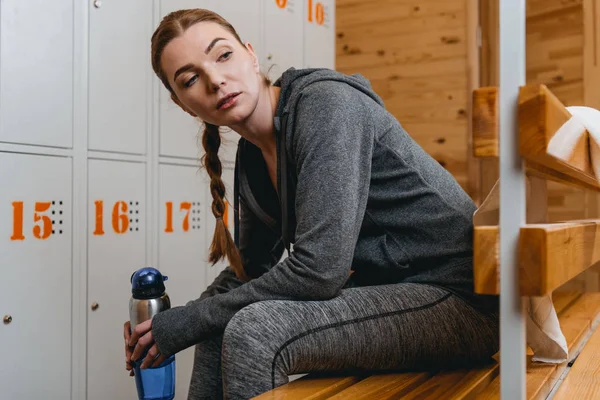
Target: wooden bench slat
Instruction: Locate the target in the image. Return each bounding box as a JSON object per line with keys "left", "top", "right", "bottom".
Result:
{"left": 401, "top": 365, "right": 499, "bottom": 400}
{"left": 553, "top": 322, "right": 600, "bottom": 399}
{"left": 327, "top": 372, "right": 430, "bottom": 399}
{"left": 251, "top": 375, "right": 362, "bottom": 400}
{"left": 474, "top": 293, "right": 600, "bottom": 400}
{"left": 474, "top": 221, "right": 600, "bottom": 295}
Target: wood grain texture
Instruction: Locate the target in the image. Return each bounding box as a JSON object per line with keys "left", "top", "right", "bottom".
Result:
{"left": 554, "top": 325, "right": 600, "bottom": 399}
{"left": 327, "top": 372, "right": 430, "bottom": 399}
{"left": 336, "top": 0, "right": 473, "bottom": 194}
{"left": 474, "top": 220, "right": 600, "bottom": 295}
{"left": 474, "top": 293, "right": 600, "bottom": 400}
{"left": 472, "top": 87, "right": 498, "bottom": 157}
{"left": 251, "top": 375, "right": 363, "bottom": 400}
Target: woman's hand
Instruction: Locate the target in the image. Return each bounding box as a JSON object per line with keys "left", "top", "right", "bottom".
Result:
{"left": 124, "top": 321, "right": 135, "bottom": 376}
{"left": 128, "top": 318, "right": 167, "bottom": 370}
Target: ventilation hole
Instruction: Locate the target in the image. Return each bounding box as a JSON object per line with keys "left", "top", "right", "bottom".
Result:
{"left": 52, "top": 211, "right": 55, "bottom": 215}
{"left": 136, "top": 211, "right": 139, "bottom": 214}
{"left": 60, "top": 211, "right": 63, "bottom": 215}
{"left": 52, "top": 220, "right": 55, "bottom": 224}
{"left": 52, "top": 230, "right": 55, "bottom": 234}
{"left": 136, "top": 219, "right": 138, "bottom": 223}
{"left": 129, "top": 228, "right": 132, "bottom": 232}
{"left": 136, "top": 201, "right": 139, "bottom": 205}
{"left": 59, "top": 230, "right": 63, "bottom": 234}
{"left": 59, "top": 201, "right": 63, "bottom": 205}
{"left": 129, "top": 219, "right": 132, "bottom": 223}
{"left": 136, "top": 227, "right": 139, "bottom": 231}
{"left": 60, "top": 221, "right": 63, "bottom": 225}
{"left": 52, "top": 201, "right": 55, "bottom": 205}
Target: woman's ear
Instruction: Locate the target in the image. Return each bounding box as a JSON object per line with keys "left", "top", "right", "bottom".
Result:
{"left": 170, "top": 93, "right": 197, "bottom": 118}
{"left": 245, "top": 42, "right": 260, "bottom": 73}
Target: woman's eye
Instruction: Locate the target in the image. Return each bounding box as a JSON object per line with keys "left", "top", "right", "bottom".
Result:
{"left": 219, "top": 51, "right": 232, "bottom": 61}
{"left": 184, "top": 75, "right": 198, "bottom": 88}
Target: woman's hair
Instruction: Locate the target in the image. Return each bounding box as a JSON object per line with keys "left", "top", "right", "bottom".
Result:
{"left": 151, "top": 9, "right": 269, "bottom": 281}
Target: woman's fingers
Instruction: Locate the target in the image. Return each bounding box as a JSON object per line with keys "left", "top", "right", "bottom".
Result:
{"left": 128, "top": 319, "right": 152, "bottom": 347}
{"left": 151, "top": 353, "right": 167, "bottom": 368}
{"left": 131, "top": 329, "right": 153, "bottom": 362}
{"left": 140, "top": 343, "right": 160, "bottom": 370}
{"left": 124, "top": 321, "right": 134, "bottom": 373}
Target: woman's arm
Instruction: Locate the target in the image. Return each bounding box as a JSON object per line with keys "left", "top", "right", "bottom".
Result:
{"left": 151, "top": 82, "right": 375, "bottom": 357}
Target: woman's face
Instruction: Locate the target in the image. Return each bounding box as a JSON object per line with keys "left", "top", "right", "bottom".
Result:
{"left": 161, "top": 21, "right": 262, "bottom": 127}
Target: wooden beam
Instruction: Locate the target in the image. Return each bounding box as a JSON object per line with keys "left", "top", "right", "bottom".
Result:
{"left": 474, "top": 220, "right": 600, "bottom": 295}
{"left": 472, "top": 87, "right": 499, "bottom": 157}
{"left": 472, "top": 84, "right": 600, "bottom": 191}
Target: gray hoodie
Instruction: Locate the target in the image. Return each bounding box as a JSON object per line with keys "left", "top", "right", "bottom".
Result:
{"left": 152, "top": 68, "right": 498, "bottom": 357}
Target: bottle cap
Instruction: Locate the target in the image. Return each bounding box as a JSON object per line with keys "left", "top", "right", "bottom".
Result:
{"left": 130, "top": 267, "right": 168, "bottom": 300}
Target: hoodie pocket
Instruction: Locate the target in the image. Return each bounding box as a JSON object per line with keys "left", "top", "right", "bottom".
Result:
{"left": 382, "top": 233, "right": 410, "bottom": 269}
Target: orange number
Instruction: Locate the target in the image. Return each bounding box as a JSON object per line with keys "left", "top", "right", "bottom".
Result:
{"left": 180, "top": 202, "right": 191, "bottom": 232}
{"left": 165, "top": 202, "right": 174, "bottom": 233}
{"left": 112, "top": 201, "right": 129, "bottom": 234}
{"left": 11, "top": 201, "right": 25, "bottom": 241}
{"left": 93, "top": 200, "right": 105, "bottom": 236}
{"left": 275, "top": 0, "right": 287, "bottom": 8}
{"left": 33, "top": 202, "right": 52, "bottom": 240}
{"left": 308, "top": 0, "right": 313, "bottom": 22}
{"left": 316, "top": 3, "right": 325, "bottom": 25}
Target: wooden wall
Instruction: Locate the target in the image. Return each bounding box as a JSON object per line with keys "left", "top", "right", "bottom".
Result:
{"left": 335, "top": 0, "right": 478, "bottom": 197}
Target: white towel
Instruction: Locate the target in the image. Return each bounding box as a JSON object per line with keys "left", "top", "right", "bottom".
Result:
{"left": 472, "top": 105, "right": 600, "bottom": 364}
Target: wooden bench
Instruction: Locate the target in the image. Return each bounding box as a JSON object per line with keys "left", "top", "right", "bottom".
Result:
{"left": 254, "top": 84, "right": 600, "bottom": 399}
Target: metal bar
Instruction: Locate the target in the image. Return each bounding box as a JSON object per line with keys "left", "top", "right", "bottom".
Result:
{"left": 498, "top": 0, "right": 527, "bottom": 399}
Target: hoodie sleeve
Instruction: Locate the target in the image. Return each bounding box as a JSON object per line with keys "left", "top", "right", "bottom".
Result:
{"left": 151, "top": 82, "right": 375, "bottom": 356}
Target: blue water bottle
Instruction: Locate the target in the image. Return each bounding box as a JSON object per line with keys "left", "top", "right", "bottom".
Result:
{"left": 129, "top": 267, "right": 176, "bottom": 400}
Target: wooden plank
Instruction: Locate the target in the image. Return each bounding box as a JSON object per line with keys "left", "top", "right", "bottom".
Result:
{"left": 472, "top": 87, "right": 499, "bottom": 157}
{"left": 327, "top": 372, "right": 430, "bottom": 399}
{"left": 400, "top": 364, "right": 499, "bottom": 399}
{"left": 474, "top": 220, "right": 600, "bottom": 295}
{"left": 553, "top": 323, "right": 600, "bottom": 399}
{"left": 475, "top": 293, "right": 600, "bottom": 400}
{"left": 252, "top": 375, "right": 363, "bottom": 400}
{"left": 519, "top": 84, "right": 599, "bottom": 190}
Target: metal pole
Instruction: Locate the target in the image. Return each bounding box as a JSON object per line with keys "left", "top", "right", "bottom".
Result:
{"left": 499, "top": 0, "right": 527, "bottom": 399}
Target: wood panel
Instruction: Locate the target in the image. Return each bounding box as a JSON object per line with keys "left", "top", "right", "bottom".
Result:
{"left": 336, "top": 0, "right": 473, "bottom": 193}
{"left": 474, "top": 220, "right": 600, "bottom": 295}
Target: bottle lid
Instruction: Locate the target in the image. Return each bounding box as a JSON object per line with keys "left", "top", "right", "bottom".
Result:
{"left": 130, "top": 267, "right": 168, "bottom": 300}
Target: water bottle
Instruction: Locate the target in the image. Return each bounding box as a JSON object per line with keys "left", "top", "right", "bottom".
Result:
{"left": 129, "top": 267, "right": 176, "bottom": 400}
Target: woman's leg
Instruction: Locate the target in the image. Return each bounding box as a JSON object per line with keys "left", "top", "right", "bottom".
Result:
{"left": 220, "top": 283, "right": 499, "bottom": 399}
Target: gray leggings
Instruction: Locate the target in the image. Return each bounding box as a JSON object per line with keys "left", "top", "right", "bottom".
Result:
{"left": 187, "top": 283, "right": 499, "bottom": 399}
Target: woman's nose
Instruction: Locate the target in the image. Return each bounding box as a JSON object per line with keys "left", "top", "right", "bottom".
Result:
{"left": 205, "top": 70, "right": 225, "bottom": 92}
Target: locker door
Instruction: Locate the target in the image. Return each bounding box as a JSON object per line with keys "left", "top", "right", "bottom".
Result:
{"left": 88, "top": 0, "right": 152, "bottom": 154}
{"left": 158, "top": 0, "right": 218, "bottom": 159}
{"left": 263, "top": 0, "right": 304, "bottom": 81}
{"left": 304, "top": 0, "right": 335, "bottom": 69}
{"left": 87, "top": 160, "right": 146, "bottom": 400}
{"left": 158, "top": 164, "right": 210, "bottom": 399}
{"left": 0, "top": 0, "right": 73, "bottom": 148}
{"left": 0, "top": 153, "right": 72, "bottom": 399}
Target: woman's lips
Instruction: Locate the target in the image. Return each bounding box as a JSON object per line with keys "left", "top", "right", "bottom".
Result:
{"left": 217, "top": 92, "right": 240, "bottom": 110}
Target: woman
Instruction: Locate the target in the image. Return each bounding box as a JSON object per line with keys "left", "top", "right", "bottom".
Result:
{"left": 125, "top": 8, "right": 499, "bottom": 399}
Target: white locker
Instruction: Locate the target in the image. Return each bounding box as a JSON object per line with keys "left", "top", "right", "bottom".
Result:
{"left": 88, "top": 0, "right": 152, "bottom": 154}
{"left": 0, "top": 153, "right": 72, "bottom": 399}
{"left": 87, "top": 159, "right": 146, "bottom": 400}
{"left": 263, "top": 0, "right": 304, "bottom": 81}
{"left": 304, "top": 0, "right": 335, "bottom": 69}
{"left": 158, "top": 164, "right": 210, "bottom": 399}
{"left": 158, "top": 0, "right": 218, "bottom": 160}
{"left": 0, "top": 0, "right": 73, "bottom": 148}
